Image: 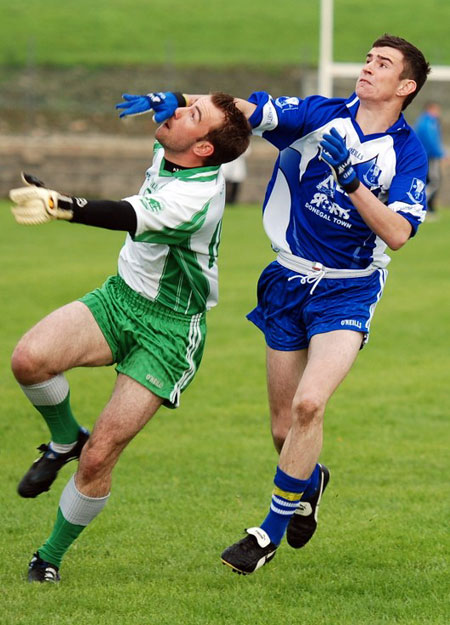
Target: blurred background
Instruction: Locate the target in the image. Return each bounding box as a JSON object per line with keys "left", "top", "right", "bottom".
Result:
{"left": 1, "top": 0, "right": 450, "bottom": 205}
{"left": 1, "top": 4, "right": 449, "bottom": 622}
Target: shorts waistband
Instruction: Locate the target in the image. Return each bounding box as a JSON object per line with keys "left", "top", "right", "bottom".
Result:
{"left": 113, "top": 275, "right": 204, "bottom": 322}
{"left": 277, "top": 251, "right": 378, "bottom": 279}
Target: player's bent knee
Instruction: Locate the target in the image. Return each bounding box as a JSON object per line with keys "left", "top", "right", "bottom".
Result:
{"left": 11, "top": 342, "right": 44, "bottom": 384}
{"left": 291, "top": 396, "right": 325, "bottom": 427}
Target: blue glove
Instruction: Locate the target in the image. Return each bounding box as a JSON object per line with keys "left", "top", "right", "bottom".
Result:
{"left": 320, "top": 127, "right": 360, "bottom": 193}
{"left": 115, "top": 92, "right": 186, "bottom": 122}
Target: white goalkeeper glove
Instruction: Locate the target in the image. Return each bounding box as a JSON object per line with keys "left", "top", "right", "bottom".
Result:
{"left": 9, "top": 172, "right": 75, "bottom": 225}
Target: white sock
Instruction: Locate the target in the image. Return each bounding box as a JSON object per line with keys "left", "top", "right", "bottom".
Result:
{"left": 60, "top": 475, "right": 110, "bottom": 526}
{"left": 49, "top": 441, "right": 77, "bottom": 454}
{"left": 20, "top": 374, "right": 69, "bottom": 406}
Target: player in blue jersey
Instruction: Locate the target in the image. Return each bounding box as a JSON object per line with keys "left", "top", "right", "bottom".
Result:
{"left": 117, "top": 34, "right": 431, "bottom": 575}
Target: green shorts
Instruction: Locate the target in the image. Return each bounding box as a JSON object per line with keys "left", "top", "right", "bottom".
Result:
{"left": 79, "top": 275, "right": 206, "bottom": 408}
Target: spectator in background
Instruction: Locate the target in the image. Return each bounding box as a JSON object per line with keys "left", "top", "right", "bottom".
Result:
{"left": 222, "top": 147, "right": 250, "bottom": 205}
{"left": 415, "top": 101, "right": 446, "bottom": 215}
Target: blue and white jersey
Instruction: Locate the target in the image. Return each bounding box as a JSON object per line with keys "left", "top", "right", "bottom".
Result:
{"left": 248, "top": 91, "right": 428, "bottom": 270}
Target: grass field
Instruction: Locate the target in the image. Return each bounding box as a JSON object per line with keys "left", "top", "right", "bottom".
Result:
{"left": 0, "top": 201, "right": 449, "bottom": 624}
{"left": 1, "top": 0, "right": 450, "bottom": 67}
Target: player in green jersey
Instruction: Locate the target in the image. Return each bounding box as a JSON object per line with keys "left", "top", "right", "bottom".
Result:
{"left": 9, "top": 92, "right": 250, "bottom": 583}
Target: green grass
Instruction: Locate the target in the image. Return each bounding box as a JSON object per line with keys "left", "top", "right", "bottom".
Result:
{"left": 1, "top": 0, "right": 450, "bottom": 67}
{"left": 0, "top": 201, "right": 449, "bottom": 624}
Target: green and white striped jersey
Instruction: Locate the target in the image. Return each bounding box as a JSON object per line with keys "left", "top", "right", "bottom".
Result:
{"left": 119, "top": 142, "right": 225, "bottom": 315}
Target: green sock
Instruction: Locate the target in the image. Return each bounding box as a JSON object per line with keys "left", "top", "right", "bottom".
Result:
{"left": 36, "top": 392, "right": 81, "bottom": 444}
{"left": 38, "top": 508, "right": 85, "bottom": 568}
{"left": 38, "top": 475, "right": 110, "bottom": 568}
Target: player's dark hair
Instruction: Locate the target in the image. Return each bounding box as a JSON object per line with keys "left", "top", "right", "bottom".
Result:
{"left": 372, "top": 34, "right": 431, "bottom": 110}
{"left": 200, "top": 92, "right": 251, "bottom": 166}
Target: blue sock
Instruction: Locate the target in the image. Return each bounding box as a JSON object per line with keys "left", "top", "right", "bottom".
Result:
{"left": 260, "top": 466, "right": 311, "bottom": 545}
{"left": 301, "top": 464, "right": 321, "bottom": 500}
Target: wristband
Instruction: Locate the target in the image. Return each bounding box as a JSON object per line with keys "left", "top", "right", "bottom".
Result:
{"left": 173, "top": 92, "right": 187, "bottom": 107}
{"left": 341, "top": 177, "right": 360, "bottom": 194}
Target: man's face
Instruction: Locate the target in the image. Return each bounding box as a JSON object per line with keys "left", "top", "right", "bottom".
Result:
{"left": 155, "top": 95, "right": 224, "bottom": 155}
{"left": 356, "top": 46, "right": 408, "bottom": 104}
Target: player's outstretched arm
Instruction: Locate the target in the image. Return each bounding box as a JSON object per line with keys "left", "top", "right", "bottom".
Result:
{"left": 116, "top": 91, "right": 257, "bottom": 122}
{"left": 9, "top": 172, "right": 137, "bottom": 233}
{"left": 185, "top": 94, "right": 256, "bottom": 119}
{"left": 183, "top": 94, "right": 256, "bottom": 118}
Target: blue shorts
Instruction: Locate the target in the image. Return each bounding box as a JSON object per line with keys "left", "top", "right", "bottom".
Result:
{"left": 247, "top": 261, "right": 387, "bottom": 351}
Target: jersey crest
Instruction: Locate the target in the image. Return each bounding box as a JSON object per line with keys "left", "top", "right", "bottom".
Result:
{"left": 359, "top": 157, "right": 382, "bottom": 188}
{"left": 275, "top": 96, "right": 301, "bottom": 112}
{"left": 407, "top": 177, "right": 426, "bottom": 203}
